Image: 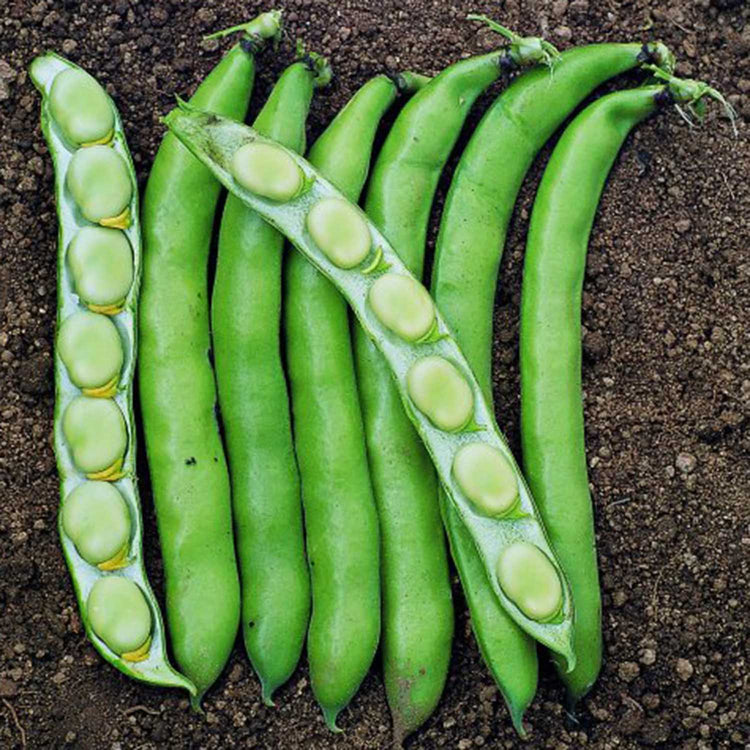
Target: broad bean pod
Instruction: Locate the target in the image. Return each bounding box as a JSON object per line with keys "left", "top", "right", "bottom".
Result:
{"left": 163, "top": 103, "right": 578, "bottom": 666}
{"left": 30, "top": 52, "right": 194, "bottom": 695}
{"left": 520, "top": 75, "right": 733, "bottom": 702}
{"left": 212, "top": 52, "right": 329, "bottom": 706}
{"left": 431, "top": 40, "right": 674, "bottom": 714}
{"left": 355, "top": 20, "right": 561, "bottom": 737}
{"left": 138, "top": 12, "right": 282, "bottom": 705}
{"left": 285, "top": 71, "right": 426, "bottom": 731}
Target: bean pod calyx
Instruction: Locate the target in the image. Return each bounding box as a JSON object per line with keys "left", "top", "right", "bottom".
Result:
{"left": 467, "top": 14, "right": 561, "bottom": 71}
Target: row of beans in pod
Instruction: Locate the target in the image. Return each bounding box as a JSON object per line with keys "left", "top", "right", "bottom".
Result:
{"left": 168, "top": 109, "right": 577, "bottom": 661}
{"left": 30, "top": 53, "right": 193, "bottom": 694}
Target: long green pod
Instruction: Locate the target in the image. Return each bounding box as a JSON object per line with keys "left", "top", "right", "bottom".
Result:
{"left": 212, "top": 54, "right": 329, "bottom": 706}
{"left": 139, "top": 12, "right": 281, "bottom": 705}
{"left": 431, "top": 40, "right": 674, "bottom": 722}
{"left": 284, "top": 72, "right": 426, "bottom": 732}
{"left": 432, "top": 42, "right": 674, "bottom": 387}
{"left": 352, "top": 26, "right": 559, "bottom": 739}
{"left": 520, "top": 77, "right": 728, "bottom": 702}
{"left": 30, "top": 52, "right": 194, "bottom": 696}
{"left": 163, "top": 104, "right": 578, "bottom": 666}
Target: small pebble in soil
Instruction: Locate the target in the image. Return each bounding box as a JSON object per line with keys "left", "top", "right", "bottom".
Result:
{"left": 642, "top": 693, "right": 660, "bottom": 709}
{"left": 640, "top": 648, "right": 657, "bottom": 665}
{"left": 618, "top": 661, "right": 640, "bottom": 682}
{"left": 675, "top": 452, "right": 697, "bottom": 473}
{"left": 676, "top": 658, "right": 695, "bottom": 681}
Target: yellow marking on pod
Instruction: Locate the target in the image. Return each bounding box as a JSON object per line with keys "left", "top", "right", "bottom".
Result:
{"left": 87, "top": 300, "right": 126, "bottom": 316}
{"left": 99, "top": 206, "right": 131, "bottom": 230}
{"left": 87, "top": 457, "right": 124, "bottom": 482}
{"left": 361, "top": 246, "right": 384, "bottom": 275}
{"left": 96, "top": 542, "right": 130, "bottom": 571}
{"left": 82, "top": 374, "right": 119, "bottom": 399}
{"left": 81, "top": 129, "right": 115, "bottom": 147}
{"left": 121, "top": 635, "right": 152, "bottom": 663}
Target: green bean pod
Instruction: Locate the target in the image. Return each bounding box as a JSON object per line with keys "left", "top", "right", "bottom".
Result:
{"left": 431, "top": 41, "right": 674, "bottom": 722}
{"left": 520, "top": 77, "right": 728, "bottom": 702}
{"left": 30, "top": 52, "right": 194, "bottom": 695}
{"left": 139, "top": 12, "right": 282, "bottom": 705}
{"left": 351, "top": 26, "right": 559, "bottom": 738}
{"left": 212, "top": 53, "right": 330, "bottom": 706}
{"left": 163, "top": 104, "right": 578, "bottom": 666}
{"left": 284, "top": 72, "right": 426, "bottom": 731}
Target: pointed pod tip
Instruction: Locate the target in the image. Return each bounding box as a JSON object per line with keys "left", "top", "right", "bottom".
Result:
{"left": 321, "top": 706, "right": 343, "bottom": 733}
{"left": 189, "top": 692, "right": 205, "bottom": 713}
{"left": 260, "top": 681, "right": 277, "bottom": 708}
{"left": 391, "top": 717, "right": 408, "bottom": 750}
{"left": 509, "top": 709, "right": 529, "bottom": 739}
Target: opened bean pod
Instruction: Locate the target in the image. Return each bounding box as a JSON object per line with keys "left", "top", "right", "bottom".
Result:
{"left": 164, "top": 105, "right": 577, "bottom": 665}
{"left": 30, "top": 52, "right": 194, "bottom": 695}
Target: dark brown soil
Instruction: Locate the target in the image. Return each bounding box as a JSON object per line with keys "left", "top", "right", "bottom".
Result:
{"left": 1, "top": 0, "right": 748, "bottom": 748}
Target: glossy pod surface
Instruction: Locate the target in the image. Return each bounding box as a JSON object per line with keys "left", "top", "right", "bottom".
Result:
{"left": 355, "top": 51, "right": 518, "bottom": 737}
{"left": 431, "top": 42, "right": 674, "bottom": 717}
{"left": 164, "top": 105, "right": 578, "bottom": 666}
{"left": 521, "top": 86, "right": 661, "bottom": 700}
{"left": 30, "top": 52, "right": 193, "bottom": 695}
{"left": 212, "top": 58, "right": 321, "bottom": 706}
{"left": 139, "top": 12, "right": 281, "bottom": 703}
{"left": 285, "top": 74, "right": 405, "bottom": 730}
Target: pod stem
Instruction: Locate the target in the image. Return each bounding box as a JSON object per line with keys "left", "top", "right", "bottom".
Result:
{"left": 203, "top": 9, "right": 283, "bottom": 50}
{"left": 295, "top": 39, "right": 333, "bottom": 89}
{"left": 467, "top": 14, "right": 561, "bottom": 71}
{"left": 644, "top": 65, "right": 738, "bottom": 136}
{"left": 389, "top": 70, "right": 431, "bottom": 95}
{"left": 637, "top": 41, "right": 676, "bottom": 74}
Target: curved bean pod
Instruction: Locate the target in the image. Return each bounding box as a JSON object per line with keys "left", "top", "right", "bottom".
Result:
{"left": 354, "top": 24, "right": 559, "bottom": 737}
{"left": 163, "top": 104, "right": 578, "bottom": 666}
{"left": 430, "top": 40, "right": 674, "bottom": 721}
{"left": 520, "top": 77, "right": 731, "bottom": 702}
{"left": 212, "top": 53, "right": 330, "bottom": 706}
{"left": 139, "top": 12, "right": 282, "bottom": 705}
{"left": 284, "top": 72, "right": 426, "bottom": 731}
{"left": 29, "top": 52, "right": 193, "bottom": 695}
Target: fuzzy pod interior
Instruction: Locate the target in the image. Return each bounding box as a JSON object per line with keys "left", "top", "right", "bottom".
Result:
{"left": 29, "top": 51, "right": 195, "bottom": 696}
